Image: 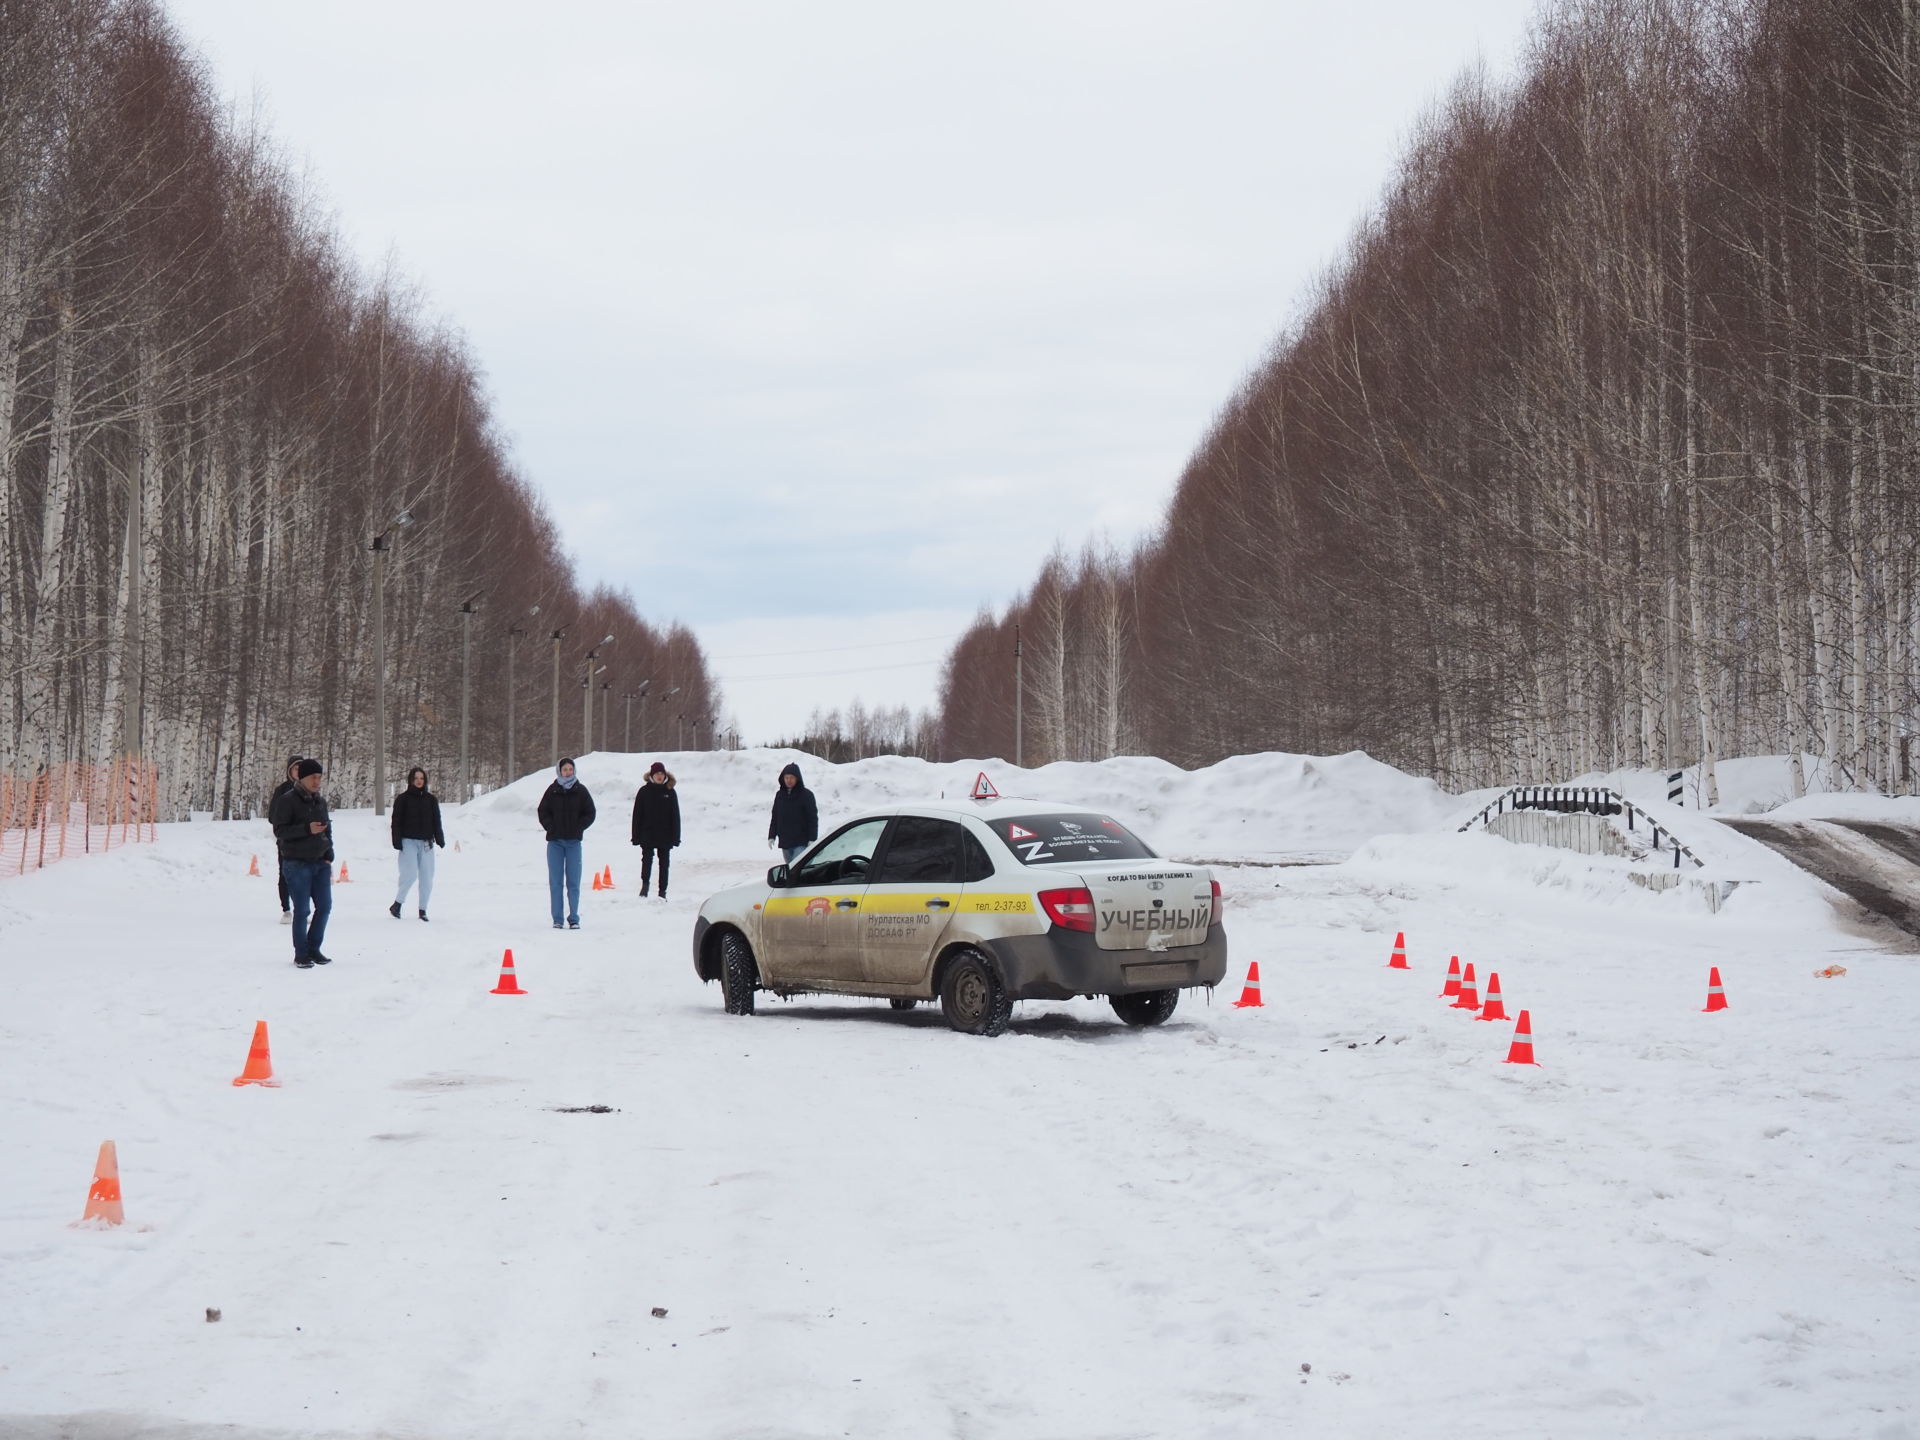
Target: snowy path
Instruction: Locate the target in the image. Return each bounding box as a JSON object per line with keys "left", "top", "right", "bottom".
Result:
{"left": 4, "top": 755, "right": 1918, "bottom": 1439}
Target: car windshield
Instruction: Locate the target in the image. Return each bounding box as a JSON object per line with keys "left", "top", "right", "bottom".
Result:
{"left": 985, "top": 813, "right": 1156, "bottom": 866}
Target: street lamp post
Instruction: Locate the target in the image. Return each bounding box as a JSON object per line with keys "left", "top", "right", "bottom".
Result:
{"left": 549, "top": 625, "right": 568, "bottom": 763}
{"left": 370, "top": 509, "right": 414, "bottom": 816}
{"left": 656, "top": 686, "right": 679, "bottom": 752}
{"left": 457, "top": 595, "right": 479, "bottom": 802}
{"left": 601, "top": 681, "right": 613, "bottom": 752}
{"left": 582, "top": 634, "right": 614, "bottom": 753}
{"left": 506, "top": 604, "right": 539, "bottom": 784}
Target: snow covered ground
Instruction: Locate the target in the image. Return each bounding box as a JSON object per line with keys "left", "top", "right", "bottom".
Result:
{"left": 3, "top": 749, "right": 1917, "bottom": 1439}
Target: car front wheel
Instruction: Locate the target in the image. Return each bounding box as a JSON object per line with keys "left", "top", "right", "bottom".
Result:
{"left": 718, "top": 931, "right": 757, "bottom": 1016}
{"left": 939, "top": 948, "right": 1011, "bottom": 1036}
{"left": 1110, "top": 988, "right": 1178, "bottom": 1027}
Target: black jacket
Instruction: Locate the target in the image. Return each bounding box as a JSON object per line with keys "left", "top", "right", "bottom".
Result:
{"left": 392, "top": 776, "right": 445, "bottom": 849}
{"left": 631, "top": 778, "right": 681, "bottom": 848}
{"left": 768, "top": 763, "right": 819, "bottom": 848}
{"left": 538, "top": 780, "right": 596, "bottom": 841}
{"left": 269, "top": 784, "right": 334, "bottom": 864}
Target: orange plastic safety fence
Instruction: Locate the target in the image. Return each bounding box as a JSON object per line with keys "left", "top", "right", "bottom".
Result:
{"left": 0, "top": 759, "right": 159, "bottom": 878}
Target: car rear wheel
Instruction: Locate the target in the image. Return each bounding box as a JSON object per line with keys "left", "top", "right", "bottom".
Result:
{"left": 888, "top": 998, "right": 918, "bottom": 1011}
{"left": 718, "top": 931, "right": 757, "bottom": 1016}
{"left": 939, "top": 948, "right": 1011, "bottom": 1036}
{"left": 1110, "top": 988, "right": 1178, "bottom": 1027}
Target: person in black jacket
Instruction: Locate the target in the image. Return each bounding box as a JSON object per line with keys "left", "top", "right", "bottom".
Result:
{"left": 537, "top": 758, "right": 596, "bottom": 929}
{"left": 268, "top": 758, "right": 334, "bottom": 968}
{"left": 768, "top": 761, "right": 818, "bottom": 864}
{"left": 270, "top": 755, "right": 303, "bottom": 923}
{"left": 630, "top": 761, "right": 681, "bottom": 899}
{"left": 389, "top": 766, "right": 445, "bottom": 922}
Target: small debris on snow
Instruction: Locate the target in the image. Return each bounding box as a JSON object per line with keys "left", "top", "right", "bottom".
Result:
{"left": 1300, "top": 1362, "right": 1312, "bottom": 1373}
{"left": 205, "top": 1308, "right": 221, "bottom": 1323}
{"left": 552, "top": 1105, "right": 619, "bottom": 1114}
{"left": 650, "top": 1306, "right": 668, "bottom": 1319}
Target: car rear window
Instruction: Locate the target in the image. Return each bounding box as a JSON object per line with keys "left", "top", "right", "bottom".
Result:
{"left": 986, "top": 814, "right": 1157, "bottom": 866}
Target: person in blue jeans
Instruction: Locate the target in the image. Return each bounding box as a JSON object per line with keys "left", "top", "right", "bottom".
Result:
{"left": 537, "top": 758, "right": 596, "bottom": 929}
{"left": 268, "top": 758, "right": 335, "bottom": 968}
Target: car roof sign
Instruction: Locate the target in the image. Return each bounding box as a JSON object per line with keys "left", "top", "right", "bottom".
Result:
{"left": 970, "top": 772, "right": 999, "bottom": 800}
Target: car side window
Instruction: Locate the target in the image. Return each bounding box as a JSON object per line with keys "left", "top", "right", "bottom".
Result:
{"left": 872, "top": 817, "right": 964, "bottom": 885}
{"left": 792, "top": 818, "right": 889, "bottom": 887}
{"left": 958, "top": 828, "right": 996, "bottom": 883}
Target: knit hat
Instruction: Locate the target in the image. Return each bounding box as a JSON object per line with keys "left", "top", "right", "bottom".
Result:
{"left": 296, "top": 758, "right": 324, "bottom": 778}
{"left": 649, "top": 762, "right": 666, "bottom": 775}
{"left": 286, "top": 754, "right": 304, "bottom": 770}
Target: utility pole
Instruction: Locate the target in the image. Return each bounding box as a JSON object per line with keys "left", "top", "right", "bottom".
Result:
{"left": 582, "top": 634, "right": 614, "bottom": 754}
{"left": 549, "top": 625, "right": 568, "bottom": 763}
{"left": 370, "top": 509, "right": 414, "bottom": 815}
{"left": 1014, "top": 621, "right": 1024, "bottom": 769}
{"left": 506, "top": 605, "right": 539, "bottom": 784}
{"left": 458, "top": 596, "right": 479, "bottom": 801}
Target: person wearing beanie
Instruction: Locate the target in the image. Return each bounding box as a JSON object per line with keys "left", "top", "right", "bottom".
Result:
{"left": 269, "top": 754, "right": 304, "bottom": 923}
{"left": 536, "top": 758, "right": 596, "bottom": 929}
{"left": 768, "top": 761, "right": 818, "bottom": 864}
{"left": 630, "top": 761, "right": 681, "bottom": 899}
{"left": 268, "top": 758, "right": 334, "bottom": 968}
{"left": 389, "top": 766, "right": 445, "bottom": 921}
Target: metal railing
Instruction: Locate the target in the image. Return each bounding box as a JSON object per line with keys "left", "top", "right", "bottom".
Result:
{"left": 1461, "top": 785, "right": 1704, "bottom": 869}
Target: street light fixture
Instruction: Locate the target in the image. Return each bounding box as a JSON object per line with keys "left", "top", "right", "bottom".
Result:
{"left": 371, "top": 508, "right": 415, "bottom": 816}
{"left": 506, "top": 604, "right": 540, "bottom": 783}
{"left": 582, "top": 634, "right": 615, "bottom": 754}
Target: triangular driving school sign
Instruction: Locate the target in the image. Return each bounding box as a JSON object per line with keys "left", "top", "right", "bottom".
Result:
{"left": 1007, "top": 824, "right": 1036, "bottom": 841}
{"left": 970, "top": 772, "right": 999, "bottom": 800}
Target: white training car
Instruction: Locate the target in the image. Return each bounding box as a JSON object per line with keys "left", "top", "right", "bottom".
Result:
{"left": 692, "top": 797, "right": 1228, "bottom": 1035}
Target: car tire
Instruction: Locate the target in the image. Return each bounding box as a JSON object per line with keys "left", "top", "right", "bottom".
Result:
{"left": 939, "top": 948, "right": 1011, "bottom": 1036}
{"left": 888, "top": 997, "right": 917, "bottom": 1011}
{"left": 718, "top": 931, "right": 757, "bottom": 1016}
{"left": 1110, "top": 988, "right": 1179, "bottom": 1027}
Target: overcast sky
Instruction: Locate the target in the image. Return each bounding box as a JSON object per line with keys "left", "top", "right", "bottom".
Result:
{"left": 166, "top": 0, "right": 1542, "bottom": 743}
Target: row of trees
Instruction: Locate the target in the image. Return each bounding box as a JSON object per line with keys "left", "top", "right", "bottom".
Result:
{"left": 939, "top": 0, "right": 1919, "bottom": 798}
{"left": 773, "top": 700, "right": 940, "bottom": 765}
{"left": 1, "top": 0, "right": 719, "bottom": 817}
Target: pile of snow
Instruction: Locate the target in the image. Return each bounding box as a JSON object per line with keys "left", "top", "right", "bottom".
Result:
{"left": 1572, "top": 753, "right": 1919, "bottom": 818}
{"left": 480, "top": 747, "right": 1459, "bottom": 863}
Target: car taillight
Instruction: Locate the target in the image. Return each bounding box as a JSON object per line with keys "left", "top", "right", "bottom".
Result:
{"left": 1038, "top": 887, "right": 1095, "bottom": 933}
{"left": 1209, "top": 880, "right": 1222, "bottom": 927}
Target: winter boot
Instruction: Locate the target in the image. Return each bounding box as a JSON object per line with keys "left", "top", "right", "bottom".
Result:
{"left": 388, "top": 901, "right": 402, "bottom": 919}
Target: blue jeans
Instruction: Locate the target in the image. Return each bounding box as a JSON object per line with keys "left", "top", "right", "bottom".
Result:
{"left": 547, "top": 839, "right": 583, "bottom": 924}
{"left": 782, "top": 844, "right": 807, "bottom": 865}
{"left": 396, "top": 838, "right": 435, "bottom": 909}
{"left": 282, "top": 859, "right": 332, "bottom": 958}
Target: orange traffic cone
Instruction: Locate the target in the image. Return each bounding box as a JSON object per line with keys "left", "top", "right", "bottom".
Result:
{"left": 1439, "top": 955, "right": 1461, "bottom": 999}
{"left": 1504, "top": 1010, "right": 1538, "bottom": 1065}
{"left": 337, "top": 863, "right": 351, "bottom": 883}
{"left": 1451, "top": 963, "right": 1481, "bottom": 1012}
{"left": 247, "top": 854, "right": 261, "bottom": 877}
{"left": 1702, "top": 966, "right": 1728, "bottom": 1013}
{"left": 1475, "top": 971, "right": 1509, "bottom": 1021}
{"left": 74, "top": 1140, "right": 125, "bottom": 1228}
{"left": 1232, "top": 961, "right": 1263, "bottom": 1008}
{"left": 491, "top": 948, "right": 526, "bottom": 996}
{"left": 591, "top": 869, "right": 604, "bottom": 892}
{"left": 604, "top": 865, "right": 615, "bottom": 889}
{"left": 1386, "top": 931, "right": 1410, "bottom": 969}
{"left": 231, "top": 1020, "right": 280, "bottom": 1087}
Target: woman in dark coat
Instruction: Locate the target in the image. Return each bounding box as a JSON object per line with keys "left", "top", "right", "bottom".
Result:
{"left": 389, "top": 766, "right": 445, "bottom": 921}
{"left": 768, "top": 762, "right": 818, "bottom": 864}
{"left": 537, "top": 758, "right": 596, "bottom": 929}
{"left": 630, "top": 761, "right": 681, "bottom": 899}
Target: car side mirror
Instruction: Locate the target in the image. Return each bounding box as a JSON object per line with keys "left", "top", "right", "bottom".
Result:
{"left": 767, "top": 864, "right": 789, "bottom": 888}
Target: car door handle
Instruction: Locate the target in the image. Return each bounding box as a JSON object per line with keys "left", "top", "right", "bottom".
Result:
{"left": 835, "top": 899, "right": 859, "bottom": 911}
{"left": 925, "top": 898, "right": 951, "bottom": 910}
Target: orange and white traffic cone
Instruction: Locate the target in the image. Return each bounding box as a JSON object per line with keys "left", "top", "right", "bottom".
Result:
{"left": 247, "top": 854, "right": 260, "bottom": 877}
{"left": 491, "top": 948, "right": 526, "bottom": 996}
{"left": 1475, "top": 971, "right": 1509, "bottom": 1021}
{"left": 1451, "top": 963, "right": 1481, "bottom": 1012}
{"left": 601, "top": 866, "right": 615, "bottom": 890}
{"left": 1232, "top": 962, "right": 1263, "bottom": 1008}
{"left": 337, "top": 863, "right": 351, "bottom": 883}
{"left": 1503, "top": 1010, "right": 1539, "bottom": 1066}
{"left": 1702, "top": 967, "right": 1729, "bottom": 1013}
{"left": 1439, "top": 955, "right": 1461, "bottom": 1000}
{"left": 591, "top": 869, "right": 604, "bottom": 892}
{"left": 74, "top": 1140, "right": 125, "bottom": 1228}
{"left": 1386, "top": 931, "right": 1410, "bottom": 970}
{"left": 231, "top": 1020, "right": 280, "bottom": 1088}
